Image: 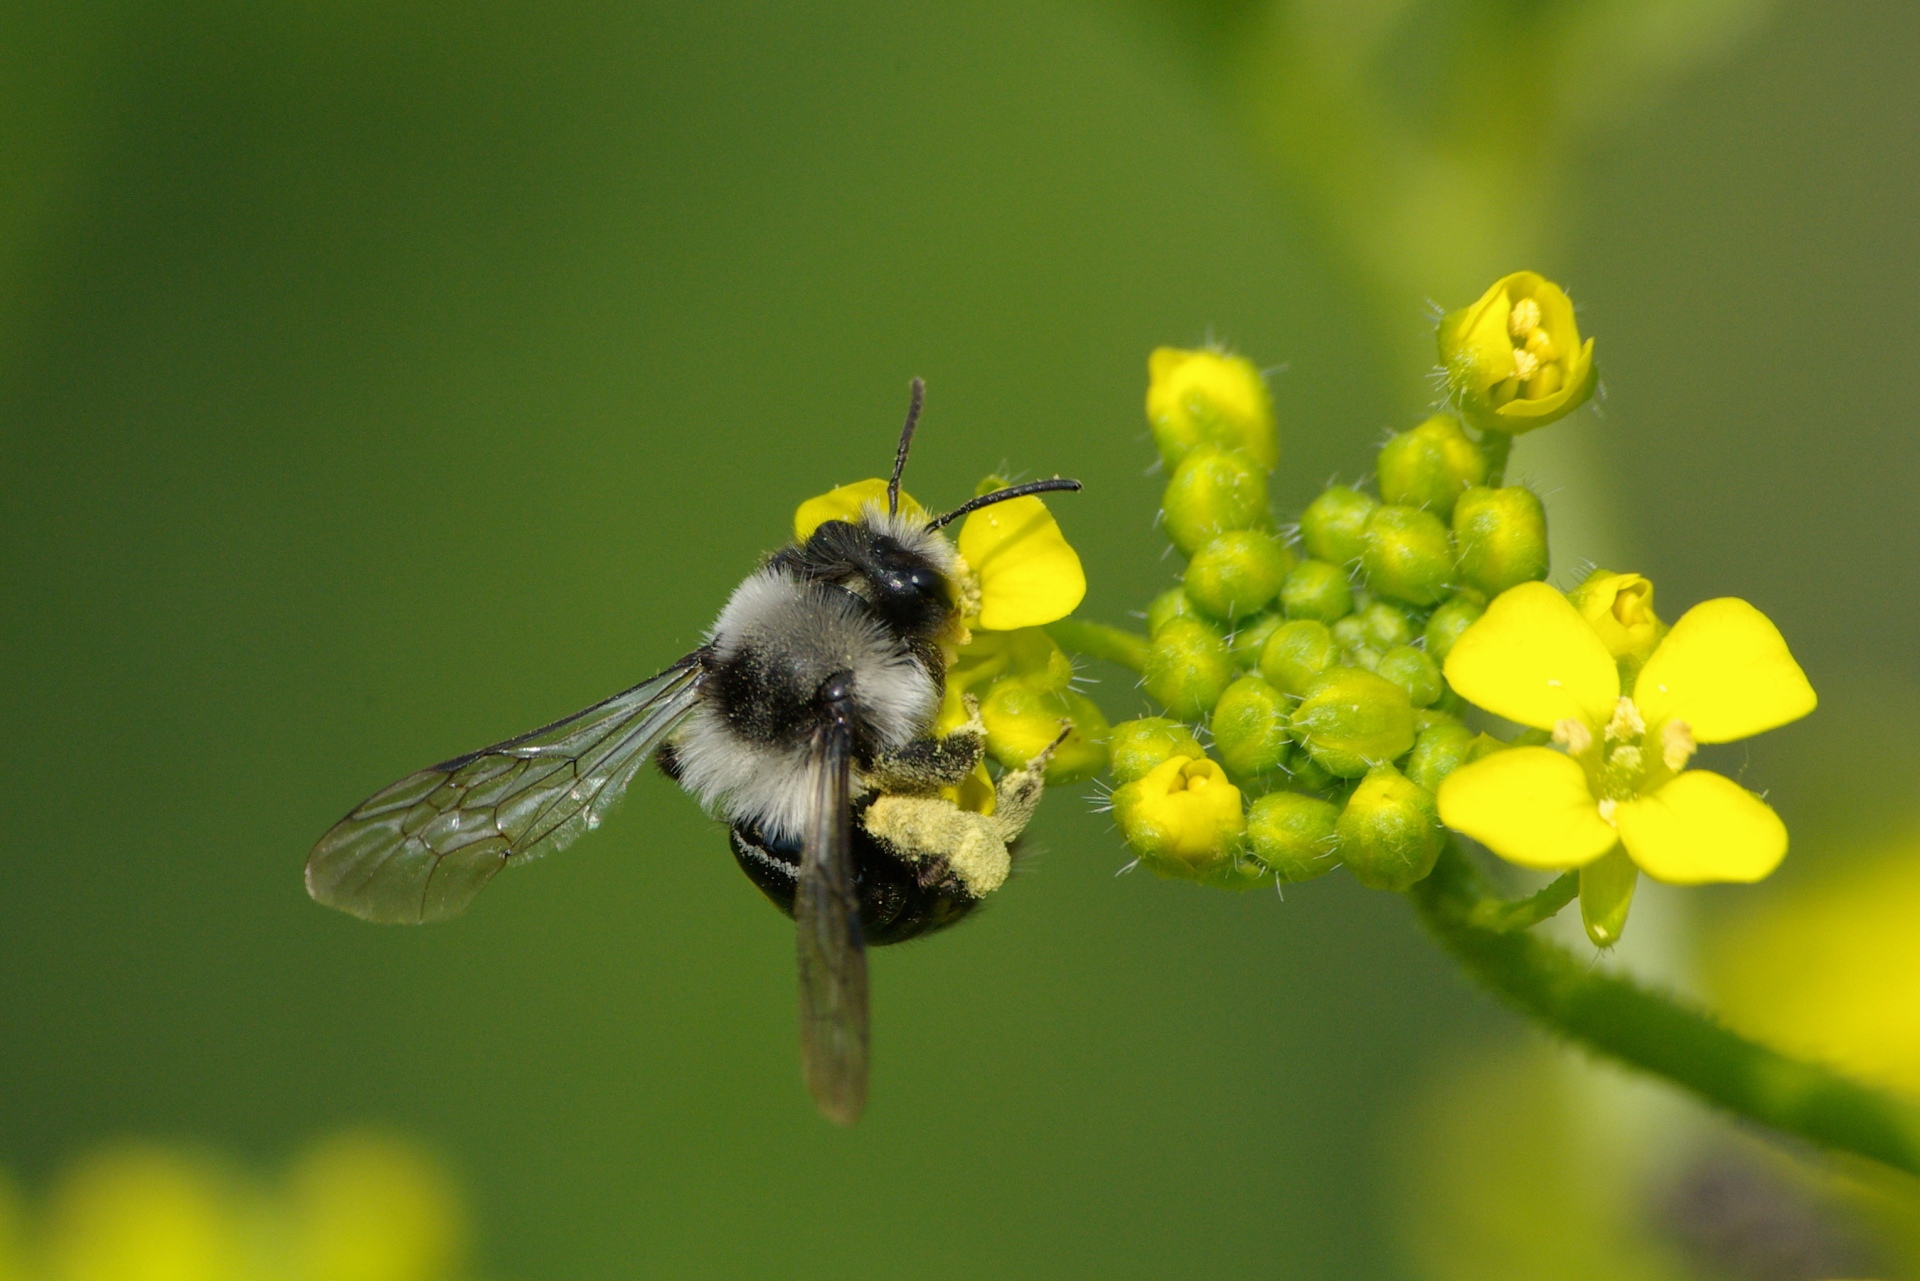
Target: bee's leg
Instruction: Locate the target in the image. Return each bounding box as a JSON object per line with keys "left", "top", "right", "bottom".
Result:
{"left": 861, "top": 797, "right": 1011, "bottom": 898}
{"left": 864, "top": 695, "right": 987, "bottom": 793}
{"left": 988, "top": 724, "right": 1071, "bottom": 844}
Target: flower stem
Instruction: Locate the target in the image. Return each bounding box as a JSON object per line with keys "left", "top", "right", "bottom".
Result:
{"left": 1048, "top": 619, "right": 1150, "bottom": 672}
{"left": 1481, "top": 431, "right": 1513, "bottom": 487}
{"left": 1413, "top": 842, "right": 1920, "bottom": 1176}
{"left": 1466, "top": 870, "right": 1578, "bottom": 933}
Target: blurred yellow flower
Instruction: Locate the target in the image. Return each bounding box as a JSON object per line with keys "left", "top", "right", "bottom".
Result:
{"left": 1438, "top": 582, "right": 1815, "bottom": 889}
{"left": 791, "top": 477, "right": 926, "bottom": 540}
{"left": 1144, "top": 347, "right": 1277, "bottom": 471}
{"left": 4, "top": 1132, "right": 471, "bottom": 1281}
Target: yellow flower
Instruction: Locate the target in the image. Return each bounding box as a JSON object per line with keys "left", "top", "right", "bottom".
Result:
{"left": 1111, "top": 755, "right": 1246, "bottom": 873}
{"left": 1436, "top": 581, "right": 1815, "bottom": 889}
{"left": 792, "top": 479, "right": 1084, "bottom": 632}
{"left": 1145, "top": 347, "right": 1278, "bottom": 471}
{"left": 1438, "top": 271, "right": 1597, "bottom": 434}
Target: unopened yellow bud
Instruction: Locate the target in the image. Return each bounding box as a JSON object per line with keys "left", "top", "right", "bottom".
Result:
{"left": 1375, "top": 413, "right": 1489, "bottom": 520}
{"left": 1567, "top": 568, "right": 1665, "bottom": 669}
{"left": 1112, "top": 755, "right": 1247, "bottom": 874}
{"left": 1108, "top": 717, "right": 1206, "bottom": 785}
{"left": 1146, "top": 348, "right": 1278, "bottom": 471}
{"left": 1338, "top": 765, "right": 1443, "bottom": 891}
{"left": 1162, "top": 448, "right": 1269, "bottom": 556}
{"left": 1438, "top": 271, "right": 1598, "bottom": 435}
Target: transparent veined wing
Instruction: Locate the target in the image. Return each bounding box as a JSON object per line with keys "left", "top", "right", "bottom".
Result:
{"left": 794, "top": 716, "right": 869, "bottom": 1125}
{"left": 306, "top": 658, "right": 705, "bottom": 925}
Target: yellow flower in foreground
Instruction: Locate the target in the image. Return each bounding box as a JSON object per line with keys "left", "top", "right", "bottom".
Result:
{"left": 1437, "top": 581, "right": 1815, "bottom": 889}
{"left": 793, "top": 479, "right": 1085, "bottom": 631}
{"left": 1438, "top": 271, "right": 1597, "bottom": 434}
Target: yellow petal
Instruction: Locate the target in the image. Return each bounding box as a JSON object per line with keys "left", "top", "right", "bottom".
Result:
{"left": 1632, "top": 598, "right": 1816, "bottom": 743}
{"left": 793, "top": 478, "right": 926, "bottom": 541}
{"left": 958, "top": 494, "right": 1086, "bottom": 630}
{"left": 1615, "top": 769, "right": 1787, "bottom": 884}
{"left": 1443, "top": 582, "right": 1618, "bottom": 731}
{"left": 1435, "top": 747, "right": 1618, "bottom": 870}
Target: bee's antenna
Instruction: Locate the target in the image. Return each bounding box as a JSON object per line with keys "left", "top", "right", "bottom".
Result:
{"left": 888, "top": 378, "right": 925, "bottom": 517}
{"left": 925, "top": 478, "right": 1083, "bottom": 530}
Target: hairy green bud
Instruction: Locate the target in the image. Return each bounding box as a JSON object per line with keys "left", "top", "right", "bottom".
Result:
{"left": 1162, "top": 447, "right": 1268, "bottom": 556}
{"left": 1375, "top": 413, "right": 1488, "bottom": 519}
{"left": 1259, "top": 619, "right": 1337, "bottom": 696}
{"left": 1286, "top": 753, "right": 1336, "bottom": 794}
{"left": 1361, "top": 504, "right": 1454, "bottom": 606}
{"left": 1452, "top": 485, "right": 1548, "bottom": 597}
{"left": 1299, "top": 485, "right": 1376, "bottom": 567}
{"left": 979, "top": 679, "right": 1111, "bottom": 783}
{"left": 1143, "top": 616, "right": 1236, "bottom": 720}
{"left": 1184, "top": 530, "right": 1294, "bottom": 620}
{"left": 1108, "top": 717, "right": 1206, "bottom": 785}
{"left": 1404, "top": 719, "right": 1475, "bottom": 792}
{"left": 1337, "top": 765, "right": 1443, "bottom": 891}
{"left": 1376, "top": 644, "right": 1443, "bottom": 708}
{"left": 1422, "top": 597, "right": 1485, "bottom": 663}
{"left": 1331, "top": 615, "right": 1378, "bottom": 670}
{"left": 1210, "top": 674, "right": 1292, "bottom": 783}
{"left": 1229, "top": 610, "right": 1284, "bottom": 668}
{"left": 1355, "top": 601, "right": 1416, "bottom": 652}
{"left": 1247, "top": 791, "right": 1340, "bottom": 882}
{"left": 1145, "top": 587, "right": 1202, "bottom": 638}
{"left": 1146, "top": 347, "right": 1278, "bottom": 471}
{"left": 1280, "top": 559, "right": 1353, "bottom": 623}
{"left": 1290, "top": 667, "right": 1416, "bottom": 778}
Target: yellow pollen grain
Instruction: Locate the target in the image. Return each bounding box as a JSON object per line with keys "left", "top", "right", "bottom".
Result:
{"left": 1510, "top": 348, "right": 1541, "bottom": 382}
{"left": 1508, "top": 296, "right": 1542, "bottom": 338}
{"left": 1552, "top": 717, "right": 1593, "bottom": 755}
{"left": 1605, "top": 697, "right": 1645, "bottom": 743}
{"left": 1661, "top": 719, "right": 1697, "bottom": 772}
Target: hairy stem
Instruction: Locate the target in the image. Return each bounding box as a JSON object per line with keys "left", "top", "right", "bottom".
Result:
{"left": 1414, "top": 842, "right": 1920, "bottom": 1177}
{"left": 1049, "top": 619, "right": 1149, "bottom": 672}
{"left": 1481, "top": 430, "right": 1513, "bottom": 486}
{"left": 1467, "top": 869, "right": 1578, "bottom": 933}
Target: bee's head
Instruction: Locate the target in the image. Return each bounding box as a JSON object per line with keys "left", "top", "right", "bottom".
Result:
{"left": 782, "top": 378, "right": 1082, "bottom": 644}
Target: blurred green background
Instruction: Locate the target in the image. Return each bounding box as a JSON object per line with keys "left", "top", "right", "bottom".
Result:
{"left": 4, "top": 1, "right": 1919, "bottom": 1276}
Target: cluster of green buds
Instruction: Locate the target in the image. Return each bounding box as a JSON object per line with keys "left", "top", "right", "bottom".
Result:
{"left": 1097, "top": 278, "right": 1597, "bottom": 897}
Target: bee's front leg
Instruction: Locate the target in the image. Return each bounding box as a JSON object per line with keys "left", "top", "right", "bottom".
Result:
{"left": 863, "top": 695, "right": 987, "bottom": 794}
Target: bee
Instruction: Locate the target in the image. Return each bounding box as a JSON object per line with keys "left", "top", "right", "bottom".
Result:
{"left": 305, "top": 380, "right": 1081, "bottom": 1124}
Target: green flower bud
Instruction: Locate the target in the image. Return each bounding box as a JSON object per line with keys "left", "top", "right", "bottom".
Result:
{"left": 1579, "top": 846, "right": 1638, "bottom": 948}
{"left": 1146, "top": 348, "right": 1278, "bottom": 471}
{"left": 1361, "top": 504, "right": 1454, "bottom": 606}
{"left": 1376, "top": 644, "right": 1442, "bottom": 708}
{"left": 1375, "top": 413, "right": 1488, "bottom": 520}
{"left": 1145, "top": 587, "right": 1202, "bottom": 638}
{"left": 1355, "top": 601, "right": 1416, "bottom": 652}
{"left": 1228, "top": 610, "right": 1284, "bottom": 667}
{"left": 1452, "top": 486, "right": 1548, "bottom": 597}
{"left": 1290, "top": 668, "right": 1416, "bottom": 778}
{"left": 1422, "top": 597, "right": 1485, "bottom": 663}
{"left": 979, "top": 678, "right": 1110, "bottom": 783}
{"left": 1210, "top": 674, "right": 1292, "bottom": 784}
{"left": 1111, "top": 755, "right": 1246, "bottom": 877}
{"left": 1259, "top": 619, "right": 1336, "bottom": 696}
{"left": 1247, "top": 791, "right": 1340, "bottom": 883}
{"left": 1280, "top": 559, "right": 1353, "bottom": 623}
{"left": 1438, "top": 271, "right": 1598, "bottom": 436}
{"left": 1337, "top": 764, "right": 1443, "bottom": 891}
{"left": 1299, "top": 485, "right": 1376, "bottom": 567}
{"left": 1404, "top": 719, "right": 1476, "bottom": 792}
{"left": 1285, "top": 753, "right": 1336, "bottom": 794}
{"left": 1464, "top": 732, "right": 1507, "bottom": 764}
{"left": 1330, "top": 614, "right": 1377, "bottom": 670}
{"left": 1143, "top": 616, "right": 1236, "bottom": 720}
{"left": 1184, "top": 530, "right": 1293, "bottom": 620}
{"left": 1108, "top": 717, "right": 1207, "bottom": 785}
{"left": 1162, "top": 448, "right": 1268, "bottom": 556}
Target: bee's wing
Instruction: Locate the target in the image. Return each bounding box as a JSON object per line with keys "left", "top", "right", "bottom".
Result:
{"left": 306, "top": 658, "right": 705, "bottom": 925}
{"left": 795, "top": 718, "right": 870, "bottom": 1125}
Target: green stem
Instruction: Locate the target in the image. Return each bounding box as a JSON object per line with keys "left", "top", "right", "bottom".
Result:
{"left": 1466, "top": 869, "right": 1577, "bottom": 933}
{"left": 1048, "top": 619, "right": 1149, "bottom": 672}
{"left": 1481, "top": 431, "right": 1513, "bottom": 487}
{"left": 1414, "top": 842, "right": 1920, "bottom": 1177}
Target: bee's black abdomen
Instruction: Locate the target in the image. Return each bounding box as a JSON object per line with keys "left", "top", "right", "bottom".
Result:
{"left": 727, "top": 813, "right": 980, "bottom": 946}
